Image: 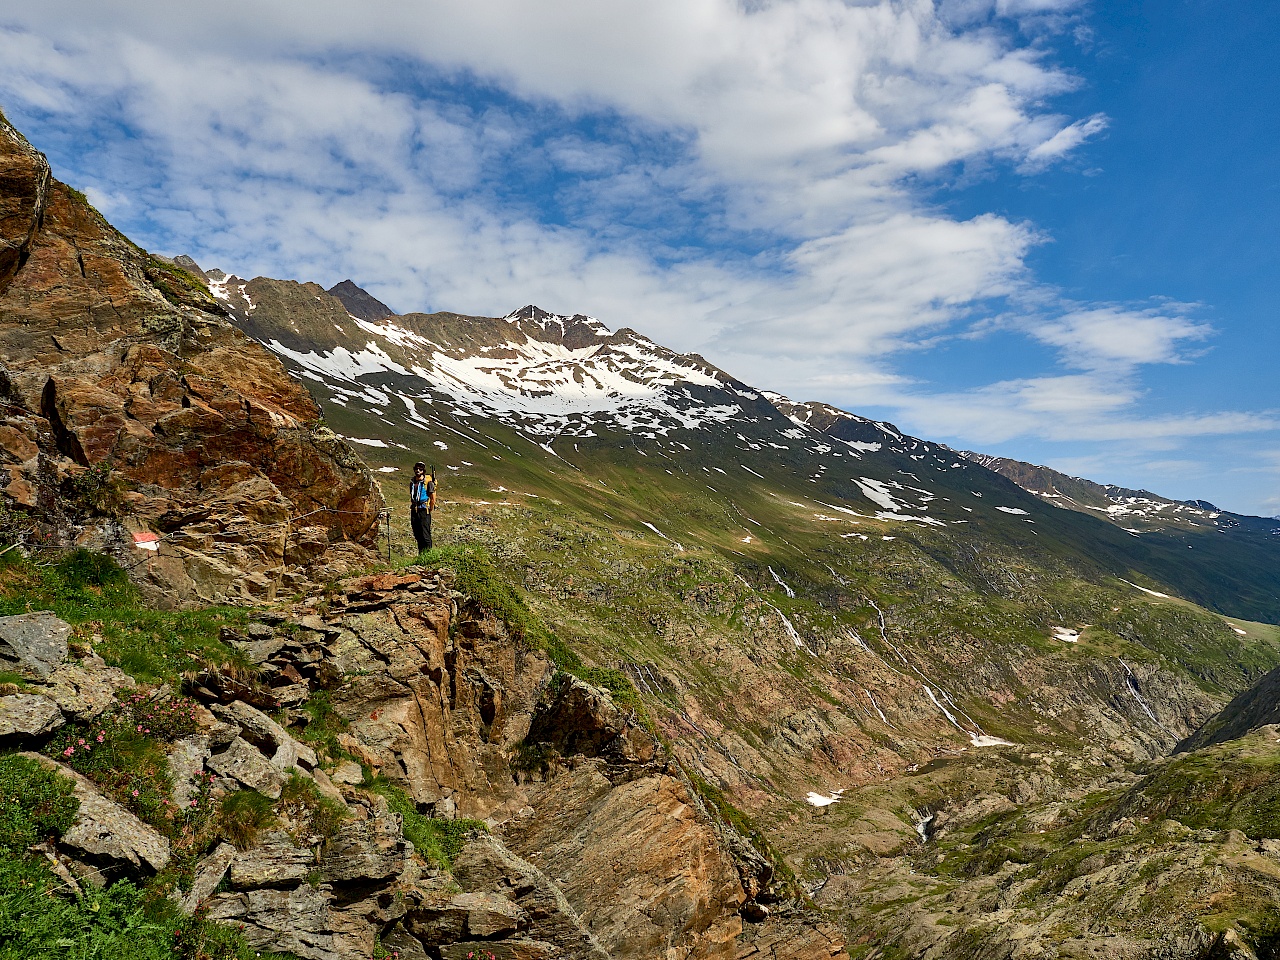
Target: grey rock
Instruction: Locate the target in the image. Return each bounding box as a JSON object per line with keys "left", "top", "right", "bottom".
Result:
{"left": 309, "top": 767, "right": 349, "bottom": 807}
{"left": 22, "top": 753, "right": 170, "bottom": 881}
{"left": 273, "top": 682, "right": 310, "bottom": 708}
{"left": 181, "top": 842, "right": 236, "bottom": 913}
{"left": 440, "top": 941, "right": 558, "bottom": 960}
{"left": 210, "top": 699, "right": 317, "bottom": 770}
{"left": 0, "top": 611, "right": 70, "bottom": 679}
{"left": 230, "top": 831, "right": 315, "bottom": 889}
{"left": 207, "top": 737, "right": 285, "bottom": 799}
{"left": 40, "top": 658, "right": 134, "bottom": 719}
{"left": 0, "top": 693, "right": 63, "bottom": 741}
{"left": 451, "top": 833, "right": 609, "bottom": 960}
{"left": 207, "top": 884, "right": 337, "bottom": 960}
{"left": 321, "top": 812, "right": 406, "bottom": 883}
{"left": 169, "top": 735, "right": 212, "bottom": 807}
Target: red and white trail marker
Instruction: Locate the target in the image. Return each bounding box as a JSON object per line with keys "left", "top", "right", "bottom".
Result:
{"left": 132, "top": 532, "right": 161, "bottom": 552}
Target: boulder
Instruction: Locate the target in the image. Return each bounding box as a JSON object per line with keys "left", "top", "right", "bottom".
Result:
{"left": 207, "top": 737, "right": 285, "bottom": 799}
{"left": 0, "top": 693, "right": 64, "bottom": 741}
{"left": 320, "top": 812, "right": 407, "bottom": 883}
{"left": 40, "top": 657, "right": 134, "bottom": 719}
{"left": 331, "top": 760, "right": 364, "bottom": 785}
{"left": 210, "top": 699, "right": 317, "bottom": 770}
{"left": 229, "top": 831, "right": 316, "bottom": 889}
{"left": 181, "top": 842, "right": 237, "bottom": 914}
{"left": 207, "top": 883, "right": 338, "bottom": 960}
{"left": 0, "top": 611, "right": 70, "bottom": 679}
{"left": 22, "top": 753, "right": 170, "bottom": 881}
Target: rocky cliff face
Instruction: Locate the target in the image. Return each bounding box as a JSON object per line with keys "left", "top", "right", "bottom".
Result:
{"left": 0, "top": 116, "right": 384, "bottom": 605}
{"left": 0, "top": 568, "right": 844, "bottom": 960}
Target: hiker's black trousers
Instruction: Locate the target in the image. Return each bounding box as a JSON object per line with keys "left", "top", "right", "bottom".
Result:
{"left": 412, "top": 507, "right": 432, "bottom": 554}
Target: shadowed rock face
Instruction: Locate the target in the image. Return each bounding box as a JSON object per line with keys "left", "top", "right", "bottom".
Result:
{"left": 0, "top": 116, "right": 384, "bottom": 606}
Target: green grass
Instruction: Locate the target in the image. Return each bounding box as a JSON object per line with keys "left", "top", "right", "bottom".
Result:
{"left": 0, "top": 754, "right": 279, "bottom": 960}
{"left": 0, "top": 549, "right": 248, "bottom": 684}
{"left": 411, "top": 544, "right": 583, "bottom": 670}
{"left": 216, "top": 790, "right": 277, "bottom": 849}
{"left": 364, "top": 778, "right": 486, "bottom": 870}
{"left": 1092, "top": 736, "right": 1280, "bottom": 839}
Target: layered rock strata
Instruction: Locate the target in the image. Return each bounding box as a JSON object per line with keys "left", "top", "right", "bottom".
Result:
{"left": 3, "top": 574, "right": 842, "bottom": 959}
{"left": 0, "top": 116, "right": 383, "bottom": 606}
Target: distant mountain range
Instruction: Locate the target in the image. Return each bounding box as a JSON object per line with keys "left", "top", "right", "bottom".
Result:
{"left": 177, "top": 260, "right": 1280, "bottom": 621}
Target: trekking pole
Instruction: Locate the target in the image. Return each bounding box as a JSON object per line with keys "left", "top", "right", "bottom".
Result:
{"left": 384, "top": 508, "right": 392, "bottom": 563}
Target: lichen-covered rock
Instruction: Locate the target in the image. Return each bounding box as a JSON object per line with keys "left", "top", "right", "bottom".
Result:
{"left": 210, "top": 699, "right": 317, "bottom": 770}
{"left": 181, "top": 841, "right": 237, "bottom": 914}
{"left": 207, "top": 883, "right": 338, "bottom": 960}
{"left": 40, "top": 656, "right": 134, "bottom": 718}
{"left": 230, "top": 831, "right": 316, "bottom": 889}
{"left": 23, "top": 753, "right": 170, "bottom": 881}
{"left": 0, "top": 693, "right": 63, "bottom": 741}
{"left": 0, "top": 611, "right": 70, "bottom": 679}
{"left": 207, "top": 737, "right": 285, "bottom": 799}
{"left": 320, "top": 811, "right": 407, "bottom": 883}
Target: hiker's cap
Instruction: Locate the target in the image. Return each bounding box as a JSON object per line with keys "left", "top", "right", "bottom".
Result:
{"left": 414, "top": 461, "right": 427, "bottom": 472}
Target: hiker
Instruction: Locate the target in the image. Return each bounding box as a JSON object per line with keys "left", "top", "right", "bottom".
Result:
{"left": 410, "top": 461, "right": 436, "bottom": 554}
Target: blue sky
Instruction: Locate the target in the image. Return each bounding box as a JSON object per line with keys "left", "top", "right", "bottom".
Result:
{"left": 1, "top": 0, "right": 1276, "bottom": 515}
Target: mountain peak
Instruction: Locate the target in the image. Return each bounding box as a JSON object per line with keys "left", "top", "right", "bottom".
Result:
{"left": 504, "top": 304, "right": 611, "bottom": 346}
{"left": 328, "top": 279, "right": 394, "bottom": 322}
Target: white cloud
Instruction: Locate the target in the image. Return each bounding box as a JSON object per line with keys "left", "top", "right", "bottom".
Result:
{"left": 1031, "top": 305, "right": 1213, "bottom": 370}
{"left": 0, "top": 1, "right": 1273, "bottom": 510}
{"left": 1021, "top": 112, "right": 1108, "bottom": 170}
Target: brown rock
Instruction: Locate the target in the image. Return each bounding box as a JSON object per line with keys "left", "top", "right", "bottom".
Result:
{"left": 503, "top": 761, "right": 745, "bottom": 960}
{"left": 0, "top": 119, "right": 50, "bottom": 296}
{"left": 735, "top": 910, "right": 846, "bottom": 960}
{"left": 450, "top": 833, "right": 609, "bottom": 960}
{"left": 525, "top": 673, "right": 658, "bottom": 764}
{"left": 0, "top": 114, "right": 384, "bottom": 608}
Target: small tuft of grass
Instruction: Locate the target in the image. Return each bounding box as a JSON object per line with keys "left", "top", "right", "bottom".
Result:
{"left": 216, "top": 790, "right": 277, "bottom": 849}
{"left": 280, "top": 772, "right": 348, "bottom": 845}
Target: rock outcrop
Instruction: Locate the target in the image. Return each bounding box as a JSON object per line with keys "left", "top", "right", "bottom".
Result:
{"left": 0, "top": 569, "right": 844, "bottom": 958}
{"left": 0, "top": 115, "right": 384, "bottom": 606}
{"left": 0, "top": 610, "right": 71, "bottom": 678}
